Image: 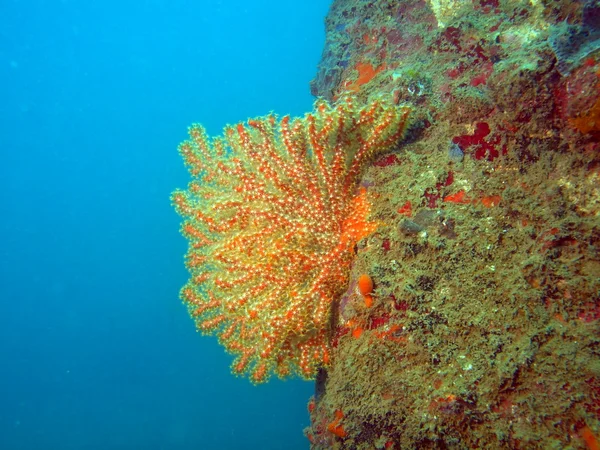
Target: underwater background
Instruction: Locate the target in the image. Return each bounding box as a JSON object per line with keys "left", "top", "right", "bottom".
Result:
{"left": 0, "top": 1, "right": 329, "bottom": 448}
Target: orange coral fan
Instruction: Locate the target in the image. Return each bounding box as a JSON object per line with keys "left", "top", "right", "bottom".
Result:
{"left": 172, "top": 97, "right": 410, "bottom": 383}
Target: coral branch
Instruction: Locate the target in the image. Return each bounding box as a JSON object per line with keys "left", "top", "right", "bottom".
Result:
{"left": 172, "top": 97, "right": 410, "bottom": 383}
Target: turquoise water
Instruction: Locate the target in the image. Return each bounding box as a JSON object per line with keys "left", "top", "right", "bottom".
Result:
{"left": 0, "top": 1, "right": 328, "bottom": 448}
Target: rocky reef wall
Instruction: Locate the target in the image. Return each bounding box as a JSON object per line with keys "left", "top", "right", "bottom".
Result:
{"left": 306, "top": 0, "right": 600, "bottom": 448}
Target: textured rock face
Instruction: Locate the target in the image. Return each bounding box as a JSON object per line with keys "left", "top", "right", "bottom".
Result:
{"left": 306, "top": 0, "right": 600, "bottom": 448}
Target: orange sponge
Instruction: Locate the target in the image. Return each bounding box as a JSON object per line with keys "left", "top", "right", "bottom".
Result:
{"left": 358, "top": 274, "right": 373, "bottom": 295}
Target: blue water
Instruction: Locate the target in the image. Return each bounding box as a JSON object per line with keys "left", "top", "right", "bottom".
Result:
{"left": 0, "top": 1, "right": 328, "bottom": 448}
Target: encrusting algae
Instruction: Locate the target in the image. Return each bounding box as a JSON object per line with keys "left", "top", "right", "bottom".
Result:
{"left": 172, "top": 97, "right": 410, "bottom": 383}
{"left": 303, "top": 0, "right": 600, "bottom": 448}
